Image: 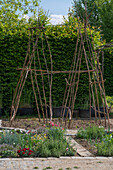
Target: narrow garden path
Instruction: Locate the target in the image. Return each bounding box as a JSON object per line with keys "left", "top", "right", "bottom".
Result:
{"left": 0, "top": 157, "right": 113, "bottom": 170}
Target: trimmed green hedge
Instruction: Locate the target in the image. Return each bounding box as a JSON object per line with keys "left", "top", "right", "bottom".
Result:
{"left": 104, "top": 50, "right": 113, "bottom": 96}
{"left": 1, "top": 20, "right": 110, "bottom": 116}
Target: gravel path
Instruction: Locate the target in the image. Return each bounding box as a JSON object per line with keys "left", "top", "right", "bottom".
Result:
{"left": 0, "top": 157, "right": 113, "bottom": 170}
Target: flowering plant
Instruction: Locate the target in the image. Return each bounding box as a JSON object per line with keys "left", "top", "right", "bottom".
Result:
{"left": 17, "top": 148, "right": 33, "bottom": 157}
{"left": 31, "top": 133, "right": 47, "bottom": 146}
{"left": 49, "top": 121, "right": 60, "bottom": 127}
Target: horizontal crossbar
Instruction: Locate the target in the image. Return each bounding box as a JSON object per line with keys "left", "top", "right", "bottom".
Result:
{"left": 17, "top": 68, "right": 96, "bottom": 75}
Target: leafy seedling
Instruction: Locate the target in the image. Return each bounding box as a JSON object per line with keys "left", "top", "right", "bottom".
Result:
{"left": 45, "top": 167, "right": 52, "bottom": 169}
{"left": 33, "top": 167, "right": 39, "bottom": 169}
{"left": 73, "top": 166, "right": 79, "bottom": 169}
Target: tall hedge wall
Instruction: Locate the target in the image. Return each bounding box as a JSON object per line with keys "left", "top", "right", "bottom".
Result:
{"left": 1, "top": 20, "right": 111, "bottom": 116}
{"left": 104, "top": 50, "right": 113, "bottom": 96}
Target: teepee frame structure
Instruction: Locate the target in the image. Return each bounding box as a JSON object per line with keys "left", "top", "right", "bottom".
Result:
{"left": 10, "top": 19, "right": 110, "bottom": 128}
{"left": 61, "top": 25, "right": 110, "bottom": 128}
{"left": 10, "top": 25, "right": 53, "bottom": 125}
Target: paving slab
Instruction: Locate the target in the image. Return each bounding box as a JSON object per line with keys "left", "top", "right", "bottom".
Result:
{"left": 66, "top": 129, "right": 78, "bottom": 136}
{"left": 66, "top": 136, "right": 93, "bottom": 157}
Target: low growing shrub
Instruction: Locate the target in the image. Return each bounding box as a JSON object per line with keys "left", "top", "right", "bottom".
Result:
{"left": 0, "top": 144, "right": 18, "bottom": 158}
{"left": 76, "top": 128, "right": 87, "bottom": 139}
{"left": 0, "top": 131, "right": 22, "bottom": 146}
{"left": 47, "top": 126, "right": 65, "bottom": 140}
{"left": 35, "top": 137, "right": 74, "bottom": 157}
{"left": 35, "top": 127, "right": 74, "bottom": 157}
{"left": 96, "top": 133, "right": 113, "bottom": 156}
{"left": 76, "top": 125, "right": 105, "bottom": 140}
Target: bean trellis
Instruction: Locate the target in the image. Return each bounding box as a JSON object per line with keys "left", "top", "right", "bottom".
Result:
{"left": 10, "top": 19, "right": 110, "bottom": 129}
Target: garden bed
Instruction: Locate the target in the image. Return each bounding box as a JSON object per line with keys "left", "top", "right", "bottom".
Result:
{"left": 1, "top": 117, "right": 113, "bottom": 158}
{"left": 73, "top": 125, "right": 113, "bottom": 156}
{"left": 0, "top": 122, "right": 77, "bottom": 158}
{"left": 1, "top": 117, "right": 113, "bottom": 130}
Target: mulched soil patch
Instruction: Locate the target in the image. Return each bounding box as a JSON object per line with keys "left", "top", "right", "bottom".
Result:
{"left": 1, "top": 118, "right": 113, "bottom": 130}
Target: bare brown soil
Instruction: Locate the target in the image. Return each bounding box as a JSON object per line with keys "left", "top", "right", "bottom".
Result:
{"left": 1, "top": 117, "right": 113, "bottom": 130}
{"left": 2, "top": 118, "right": 45, "bottom": 130}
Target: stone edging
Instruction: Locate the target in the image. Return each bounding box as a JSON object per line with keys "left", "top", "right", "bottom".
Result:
{"left": 0, "top": 157, "right": 113, "bottom": 161}
{"left": 0, "top": 127, "right": 27, "bottom": 132}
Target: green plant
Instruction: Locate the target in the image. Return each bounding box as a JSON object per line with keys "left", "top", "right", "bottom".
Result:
{"left": 0, "top": 131, "right": 22, "bottom": 146}
{"left": 47, "top": 126, "right": 65, "bottom": 140}
{"left": 34, "top": 127, "right": 74, "bottom": 157}
{"left": 106, "top": 96, "right": 113, "bottom": 111}
{"left": 96, "top": 133, "right": 113, "bottom": 156}
{"left": 33, "top": 167, "right": 39, "bottom": 169}
{"left": 31, "top": 133, "right": 47, "bottom": 146}
{"left": 86, "top": 125, "right": 105, "bottom": 139}
{"left": 45, "top": 167, "right": 52, "bottom": 169}
{"left": 76, "top": 125, "right": 105, "bottom": 140}
{"left": 73, "top": 166, "right": 79, "bottom": 169}
{"left": 35, "top": 138, "right": 64, "bottom": 157}
{"left": 0, "top": 144, "right": 18, "bottom": 158}
{"left": 0, "top": 130, "right": 35, "bottom": 149}
{"left": 76, "top": 128, "right": 87, "bottom": 139}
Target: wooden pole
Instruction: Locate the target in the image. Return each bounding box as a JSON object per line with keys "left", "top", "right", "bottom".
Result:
{"left": 10, "top": 28, "right": 42, "bottom": 124}
{"left": 69, "top": 47, "right": 83, "bottom": 128}
{"left": 80, "top": 31, "right": 97, "bottom": 122}
{"left": 63, "top": 31, "right": 81, "bottom": 125}
{"left": 88, "top": 26, "right": 108, "bottom": 127}
{"left": 30, "top": 71, "right": 41, "bottom": 122}
{"left": 44, "top": 32, "right": 53, "bottom": 121}
{"left": 85, "top": 31, "right": 101, "bottom": 124}
{"left": 61, "top": 30, "right": 80, "bottom": 121}
{"left": 36, "top": 33, "right": 48, "bottom": 123}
